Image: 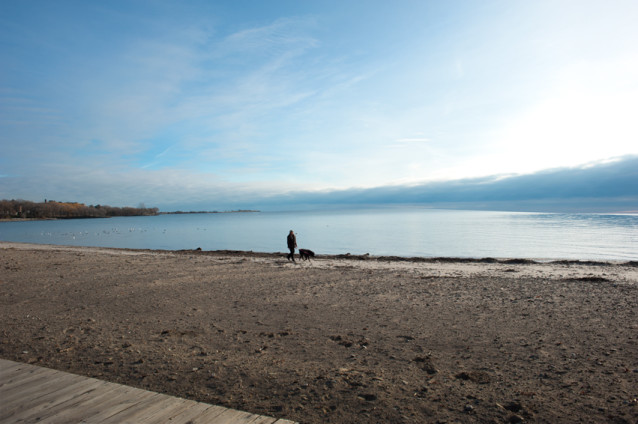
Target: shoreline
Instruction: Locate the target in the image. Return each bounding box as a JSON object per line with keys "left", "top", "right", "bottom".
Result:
{"left": 1, "top": 242, "right": 636, "bottom": 423}
{"left": 2, "top": 241, "right": 636, "bottom": 266}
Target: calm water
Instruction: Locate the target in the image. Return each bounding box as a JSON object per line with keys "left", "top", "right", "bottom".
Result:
{"left": 1, "top": 208, "right": 637, "bottom": 261}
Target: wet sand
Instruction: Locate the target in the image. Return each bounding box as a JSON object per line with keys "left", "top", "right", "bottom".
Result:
{"left": 1, "top": 242, "right": 637, "bottom": 423}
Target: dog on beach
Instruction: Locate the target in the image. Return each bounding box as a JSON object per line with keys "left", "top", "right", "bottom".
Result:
{"left": 299, "top": 248, "right": 315, "bottom": 261}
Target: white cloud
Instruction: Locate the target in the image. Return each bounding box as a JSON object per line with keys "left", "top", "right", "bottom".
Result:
{"left": 486, "top": 57, "right": 638, "bottom": 176}
{"left": 221, "top": 17, "right": 319, "bottom": 55}
{"left": 394, "top": 136, "right": 432, "bottom": 144}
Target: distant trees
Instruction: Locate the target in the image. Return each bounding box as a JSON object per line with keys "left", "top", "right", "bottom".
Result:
{"left": 0, "top": 199, "right": 159, "bottom": 219}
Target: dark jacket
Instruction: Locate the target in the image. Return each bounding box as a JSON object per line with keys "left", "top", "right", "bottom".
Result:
{"left": 287, "top": 233, "right": 297, "bottom": 249}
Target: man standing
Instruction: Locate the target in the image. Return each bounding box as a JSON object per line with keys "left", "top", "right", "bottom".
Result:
{"left": 287, "top": 230, "right": 297, "bottom": 262}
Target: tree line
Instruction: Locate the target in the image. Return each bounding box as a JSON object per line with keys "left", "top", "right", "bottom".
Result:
{"left": 0, "top": 199, "right": 159, "bottom": 219}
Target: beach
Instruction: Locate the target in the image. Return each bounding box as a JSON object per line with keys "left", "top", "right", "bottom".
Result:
{"left": 1, "top": 242, "right": 636, "bottom": 423}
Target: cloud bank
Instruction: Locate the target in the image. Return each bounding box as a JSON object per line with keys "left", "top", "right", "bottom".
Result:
{"left": 1, "top": 156, "right": 636, "bottom": 213}
{"left": 252, "top": 156, "right": 638, "bottom": 213}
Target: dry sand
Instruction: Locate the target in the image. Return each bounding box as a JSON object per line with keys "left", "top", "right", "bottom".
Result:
{"left": 1, "top": 242, "right": 637, "bottom": 423}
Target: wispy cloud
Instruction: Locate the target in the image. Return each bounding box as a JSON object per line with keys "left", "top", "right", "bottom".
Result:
{"left": 220, "top": 17, "right": 319, "bottom": 56}
{"left": 393, "top": 136, "right": 432, "bottom": 144}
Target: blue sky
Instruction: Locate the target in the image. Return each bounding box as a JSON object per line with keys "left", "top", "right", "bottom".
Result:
{"left": 1, "top": 0, "right": 637, "bottom": 211}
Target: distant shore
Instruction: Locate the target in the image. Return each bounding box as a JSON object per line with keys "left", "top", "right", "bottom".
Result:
{"left": 159, "top": 210, "right": 260, "bottom": 215}
{"left": 0, "top": 218, "right": 54, "bottom": 222}
{"left": 1, "top": 242, "right": 636, "bottom": 423}
{"left": 0, "top": 210, "right": 260, "bottom": 221}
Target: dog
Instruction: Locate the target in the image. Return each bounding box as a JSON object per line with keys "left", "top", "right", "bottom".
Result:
{"left": 298, "top": 248, "right": 315, "bottom": 261}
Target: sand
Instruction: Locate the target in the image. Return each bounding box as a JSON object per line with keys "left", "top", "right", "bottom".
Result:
{"left": 1, "top": 242, "right": 637, "bottom": 423}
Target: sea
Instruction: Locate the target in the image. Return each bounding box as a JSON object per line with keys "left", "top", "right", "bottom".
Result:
{"left": 1, "top": 207, "right": 637, "bottom": 261}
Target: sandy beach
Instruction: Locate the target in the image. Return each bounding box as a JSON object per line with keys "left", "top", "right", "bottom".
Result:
{"left": 1, "top": 242, "right": 636, "bottom": 423}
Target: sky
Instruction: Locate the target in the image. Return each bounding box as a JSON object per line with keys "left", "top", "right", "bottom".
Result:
{"left": 1, "top": 0, "right": 637, "bottom": 212}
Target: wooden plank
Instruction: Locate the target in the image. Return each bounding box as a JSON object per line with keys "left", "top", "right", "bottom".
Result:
{"left": 247, "top": 415, "right": 279, "bottom": 424}
{"left": 0, "top": 364, "right": 59, "bottom": 392}
{"left": 200, "top": 406, "right": 262, "bottom": 424}
{"left": 29, "top": 381, "right": 124, "bottom": 424}
{"left": 77, "top": 386, "right": 160, "bottom": 423}
{"left": 88, "top": 394, "right": 225, "bottom": 424}
{"left": 4, "top": 375, "right": 105, "bottom": 422}
{"left": 0, "top": 368, "right": 129, "bottom": 423}
{"left": 3, "top": 370, "right": 85, "bottom": 405}
{"left": 190, "top": 405, "right": 239, "bottom": 423}
{"left": 62, "top": 383, "right": 154, "bottom": 423}
{"left": 0, "top": 360, "right": 25, "bottom": 378}
{"left": 21, "top": 380, "right": 109, "bottom": 423}
{"left": 169, "top": 404, "right": 228, "bottom": 423}
{"left": 0, "top": 359, "right": 297, "bottom": 424}
{"left": 0, "top": 370, "right": 80, "bottom": 418}
{"left": 98, "top": 392, "right": 168, "bottom": 423}
{"left": 150, "top": 402, "right": 220, "bottom": 424}
{"left": 136, "top": 397, "right": 191, "bottom": 423}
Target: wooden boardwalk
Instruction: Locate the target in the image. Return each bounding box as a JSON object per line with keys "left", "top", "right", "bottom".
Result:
{"left": 0, "top": 359, "right": 296, "bottom": 423}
